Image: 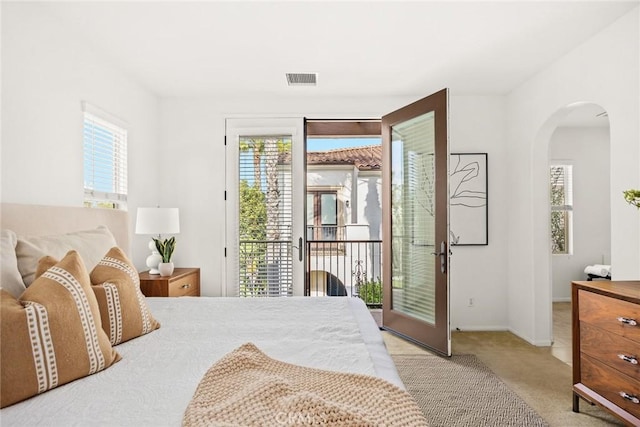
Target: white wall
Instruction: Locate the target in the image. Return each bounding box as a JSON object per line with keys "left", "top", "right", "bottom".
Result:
{"left": 449, "top": 96, "right": 509, "bottom": 331}
{"left": 0, "top": 3, "right": 160, "bottom": 267}
{"left": 549, "top": 126, "right": 611, "bottom": 301}
{"left": 506, "top": 7, "right": 639, "bottom": 345}
{"left": 356, "top": 172, "right": 382, "bottom": 240}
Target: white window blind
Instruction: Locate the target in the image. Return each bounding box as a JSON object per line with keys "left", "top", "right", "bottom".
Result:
{"left": 83, "top": 104, "right": 128, "bottom": 209}
{"left": 391, "top": 112, "right": 436, "bottom": 324}
{"left": 237, "top": 135, "right": 293, "bottom": 297}
{"left": 550, "top": 165, "right": 573, "bottom": 211}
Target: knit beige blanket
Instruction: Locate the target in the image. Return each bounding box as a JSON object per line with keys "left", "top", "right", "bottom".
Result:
{"left": 183, "top": 343, "right": 428, "bottom": 426}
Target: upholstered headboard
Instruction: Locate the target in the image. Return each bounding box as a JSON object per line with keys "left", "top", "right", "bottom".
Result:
{"left": 0, "top": 203, "right": 130, "bottom": 255}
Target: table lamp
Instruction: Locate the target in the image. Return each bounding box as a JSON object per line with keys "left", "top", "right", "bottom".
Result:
{"left": 135, "top": 207, "right": 180, "bottom": 274}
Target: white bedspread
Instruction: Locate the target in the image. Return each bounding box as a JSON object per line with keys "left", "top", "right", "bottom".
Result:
{"left": 1, "top": 296, "right": 401, "bottom": 426}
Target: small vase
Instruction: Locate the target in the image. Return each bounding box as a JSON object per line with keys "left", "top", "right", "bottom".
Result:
{"left": 158, "top": 262, "right": 175, "bottom": 277}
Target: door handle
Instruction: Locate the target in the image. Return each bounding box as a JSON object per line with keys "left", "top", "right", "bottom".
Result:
{"left": 430, "top": 241, "right": 447, "bottom": 274}
{"left": 291, "top": 237, "right": 303, "bottom": 262}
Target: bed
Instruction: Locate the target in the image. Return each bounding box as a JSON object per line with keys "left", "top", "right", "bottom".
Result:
{"left": 0, "top": 203, "right": 420, "bottom": 426}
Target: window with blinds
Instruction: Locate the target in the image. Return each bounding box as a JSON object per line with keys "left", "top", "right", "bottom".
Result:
{"left": 390, "top": 112, "right": 436, "bottom": 324}
{"left": 83, "top": 105, "right": 128, "bottom": 209}
{"left": 550, "top": 164, "right": 573, "bottom": 254}
{"left": 238, "top": 135, "right": 293, "bottom": 297}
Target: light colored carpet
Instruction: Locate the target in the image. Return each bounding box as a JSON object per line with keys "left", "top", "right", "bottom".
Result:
{"left": 393, "top": 353, "right": 549, "bottom": 427}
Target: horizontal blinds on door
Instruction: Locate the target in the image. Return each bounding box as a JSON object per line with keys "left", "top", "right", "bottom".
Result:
{"left": 391, "top": 112, "right": 436, "bottom": 324}
{"left": 238, "top": 136, "right": 293, "bottom": 297}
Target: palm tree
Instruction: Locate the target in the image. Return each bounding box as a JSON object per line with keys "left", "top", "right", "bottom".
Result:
{"left": 239, "top": 138, "right": 265, "bottom": 189}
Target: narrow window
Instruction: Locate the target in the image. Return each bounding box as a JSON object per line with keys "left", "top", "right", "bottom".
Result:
{"left": 550, "top": 164, "right": 573, "bottom": 254}
{"left": 83, "top": 103, "right": 128, "bottom": 209}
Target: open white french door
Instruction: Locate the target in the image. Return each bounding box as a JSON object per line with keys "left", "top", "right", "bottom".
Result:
{"left": 382, "top": 89, "right": 451, "bottom": 356}
{"left": 225, "top": 118, "right": 306, "bottom": 297}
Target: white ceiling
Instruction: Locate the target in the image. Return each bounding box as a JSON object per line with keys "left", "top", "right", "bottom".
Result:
{"left": 35, "top": 1, "right": 638, "bottom": 99}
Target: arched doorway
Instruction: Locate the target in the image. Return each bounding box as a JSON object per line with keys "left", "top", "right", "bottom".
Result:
{"left": 534, "top": 102, "right": 611, "bottom": 362}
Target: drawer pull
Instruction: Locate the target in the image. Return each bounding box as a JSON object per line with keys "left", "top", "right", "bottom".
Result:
{"left": 618, "top": 354, "right": 639, "bottom": 365}
{"left": 181, "top": 284, "right": 191, "bottom": 289}
{"left": 617, "top": 316, "right": 638, "bottom": 326}
{"left": 619, "top": 392, "right": 640, "bottom": 404}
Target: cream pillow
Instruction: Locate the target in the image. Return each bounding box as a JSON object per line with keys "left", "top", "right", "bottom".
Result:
{"left": 0, "top": 250, "right": 121, "bottom": 408}
{"left": 0, "top": 230, "right": 26, "bottom": 298}
{"left": 38, "top": 247, "right": 161, "bottom": 346}
{"left": 16, "top": 226, "right": 117, "bottom": 286}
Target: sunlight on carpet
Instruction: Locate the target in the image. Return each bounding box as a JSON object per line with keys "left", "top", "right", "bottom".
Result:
{"left": 393, "top": 353, "right": 549, "bottom": 427}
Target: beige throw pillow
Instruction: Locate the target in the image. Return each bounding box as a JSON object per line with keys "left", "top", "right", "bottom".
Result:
{"left": 0, "top": 230, "right": 26, "bottom": 298}
{"left": 16, "top": 226, "right": 117, "bottom": 286}
{"left": 0, "top": 251, "right": 121, "bottom": 408}
{"left": 38, "top": 247, "right": 161, "bottom": 346}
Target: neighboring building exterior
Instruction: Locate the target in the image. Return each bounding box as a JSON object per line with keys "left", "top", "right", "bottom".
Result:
{"left": 282, "top": 145, "right": 383, "bottom": 299}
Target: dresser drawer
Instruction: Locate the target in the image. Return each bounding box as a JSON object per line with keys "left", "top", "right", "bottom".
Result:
{"left": 581, "top": 354, "right": 640, "bottom": 417}
{"left": 168, "top": 274, "right": 199, "bottom": 297}
{"left": 579, "top": 290, "right": 640, "bottom": 342}
{"left": 581, "top": 322, "right": 640, "bottom": 379}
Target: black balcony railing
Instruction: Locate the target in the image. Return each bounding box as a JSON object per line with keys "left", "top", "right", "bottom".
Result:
{"left": 238, "top": 237, "right": 383, "bottom": 307}
{"left": 306, "top": 225, "right": 345, "bottom": 241}
{"left": 306, "top": 239, "right": 383, "bottom": 308}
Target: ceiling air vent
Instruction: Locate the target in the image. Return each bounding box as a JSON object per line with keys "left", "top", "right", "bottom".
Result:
{"left": 286, "top": 73, "right": 318, "bottom": 86}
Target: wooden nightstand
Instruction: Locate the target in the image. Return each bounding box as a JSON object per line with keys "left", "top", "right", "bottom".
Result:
{"left": 139, "top": 268, "right": 200, "bottom": 297}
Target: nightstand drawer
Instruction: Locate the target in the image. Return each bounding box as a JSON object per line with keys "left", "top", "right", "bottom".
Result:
{"left": 139, "top": 268, "right": 200, "bottom": 297}
{"left": 168, "top": 274, "right": 199, "bottom": 297}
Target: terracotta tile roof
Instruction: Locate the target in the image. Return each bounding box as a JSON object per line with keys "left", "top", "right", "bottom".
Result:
{"left": 280, "top": 145, "right": 382, "bottom": 170}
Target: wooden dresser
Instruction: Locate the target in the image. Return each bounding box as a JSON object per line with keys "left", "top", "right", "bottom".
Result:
{"left": 572, "top": 280, "right": 640, "bottom": 425}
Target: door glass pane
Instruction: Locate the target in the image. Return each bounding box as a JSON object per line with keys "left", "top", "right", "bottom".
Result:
{"left": 238, "top": 135, "right": 293, "bottom": 297}
{"left": 391, "top": 112, "right": 436, "bottom": 324}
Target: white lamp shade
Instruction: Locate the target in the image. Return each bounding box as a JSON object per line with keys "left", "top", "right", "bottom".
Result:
{"left": 135, "top": 208, "right": 180, "bottom": 235}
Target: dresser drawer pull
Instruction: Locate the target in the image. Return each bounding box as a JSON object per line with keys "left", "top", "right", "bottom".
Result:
{"left": 619, "top": 392, "right": 640, "bottom": 404}
{"left": 617, "top": 317, "right": 638, "bottom": 326}
{"left": 181, "top": 284, "right": 191, "bottom": 289}
{"left": 618, "top": 354, "right": 639, "bottom": 365}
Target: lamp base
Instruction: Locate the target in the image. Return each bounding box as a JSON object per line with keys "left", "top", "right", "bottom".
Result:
{"left": 146, "top": 240, "right": 162, "bottom": 275}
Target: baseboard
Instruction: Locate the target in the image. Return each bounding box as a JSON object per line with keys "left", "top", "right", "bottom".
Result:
{"left": 552, "top": 297, "right": 571, "bottom": 303}
{"left": 451, "top": 326, "right": 509, "bottom": 332}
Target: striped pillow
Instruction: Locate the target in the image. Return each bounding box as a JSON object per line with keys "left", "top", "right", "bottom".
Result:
{"left": 89, "top": 247, "right": 160, "bottom": 345}
{"left": 38, "top": 247, "right": 161, "bottom": 346}
{"left": 0, "top": 250, "right": 121, "bottom": 408}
